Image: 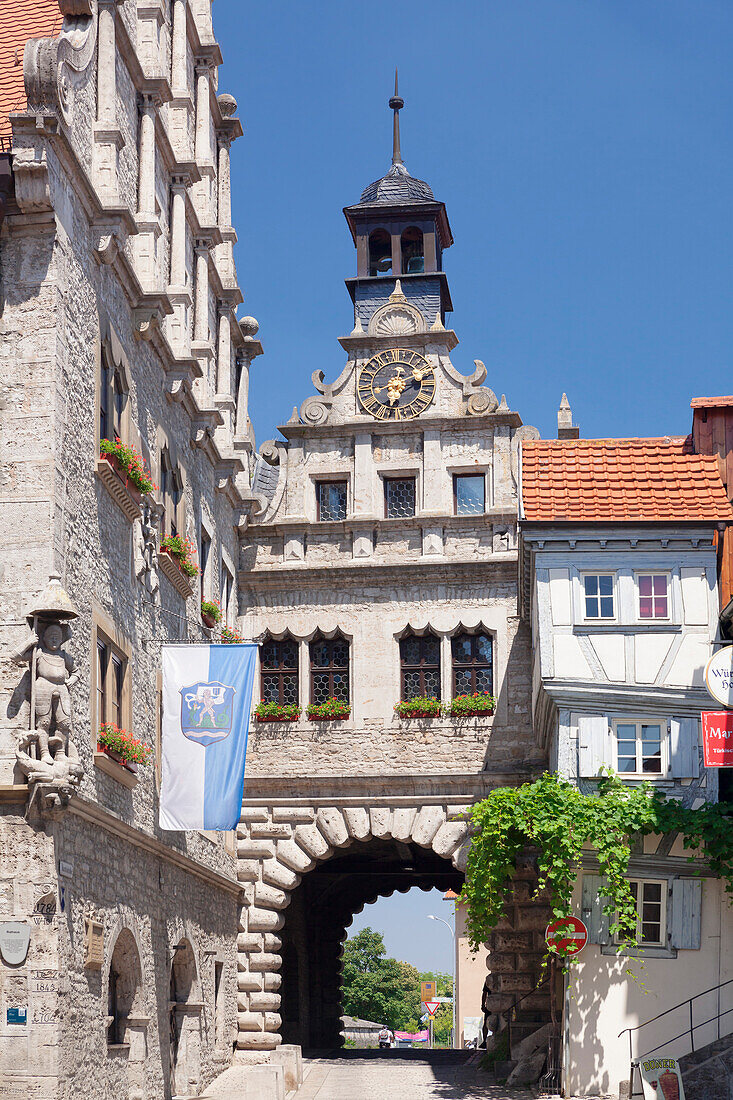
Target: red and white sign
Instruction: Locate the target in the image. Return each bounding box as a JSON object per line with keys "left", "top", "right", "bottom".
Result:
{"left": 702, "top": 711, "right": 733, "bottom": 767}
{"left": 545, "top": 917, "right": 588, "bottom": 957}
{"left": 424, "top": 1001, "right": 440, "bottom": 1017}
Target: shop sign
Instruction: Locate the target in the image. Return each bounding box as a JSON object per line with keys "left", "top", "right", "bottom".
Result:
{"left": 0, "top": 922, "right": 30, "bottom": 966}
{"left": 639, "top": 1055, "right": 686, "bottom": 1099}
{"left": 704, "top": 648, "right": 733, "bottom": 707}
{"left": 701, "top": 711, "right": 733, "bottom": 767}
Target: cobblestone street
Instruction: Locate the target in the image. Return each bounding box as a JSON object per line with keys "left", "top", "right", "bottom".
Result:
{"left": 296, "top": 1052, "right": 536, "bottom": 1100}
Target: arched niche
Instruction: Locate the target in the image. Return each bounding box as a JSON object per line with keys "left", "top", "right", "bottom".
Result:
{"left": 368, "top": 229, "right": 392, "bottom": 277}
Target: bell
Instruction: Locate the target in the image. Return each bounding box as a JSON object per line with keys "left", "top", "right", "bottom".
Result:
{"left": 26, "top": 573, "right": 79, "bottom": 623}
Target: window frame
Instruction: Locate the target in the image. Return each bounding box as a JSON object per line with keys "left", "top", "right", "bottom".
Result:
{"left": 199, "top": 527, "right": 212, "bottom": 602}
{"left": 309, "top": 632, "right": 350, "bottom": 705}
{"left": 451, "top": 631, "right": 494, "bottom": 697}
{"left": 160, "top": 449, "right": 184, "bottom": 539}
{"left": 452, "top": 473, "right": 486, "bottom": 517}
{"left": 624, "top": 879, "right": 667, "bottom": 947}
{"left": 384, "top": 475, "right": 417, "bottom": 519}
{"left": 259, "top": 634, "right": 299, "bottom": 707}
{"left": 98, "top": 343, "right": 129, "bottom": 446}
{"left": 613, "top": 718, "right": 667, "bottom": 778}
{"left": 315, "top": 479, "right": 348, "bottom": 523}
{"left": 92, "top": 610, "right": 132, "bottom": 737}
{"left": 399, "top": 630, "right": 441, "bottom": 700}
{"left": 635, "top": 571, "right": 671, "bottom": 622}
{"left": 581, "top": 572, "right": 617, "bottom": 621}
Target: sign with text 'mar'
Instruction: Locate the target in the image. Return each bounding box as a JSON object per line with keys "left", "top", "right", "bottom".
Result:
{"left": 702, "top": 712, "right": 733, "bottom": 767}
{"left": 639, "top": 1055, "right": 686, "bottom": 1100}
{"left": 160, "top": 644, "right": 257, "bottom": 831}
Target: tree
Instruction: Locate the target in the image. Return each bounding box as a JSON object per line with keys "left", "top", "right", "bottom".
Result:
{"left": 341, "top": 928, "right": 421, "bottom": 1032}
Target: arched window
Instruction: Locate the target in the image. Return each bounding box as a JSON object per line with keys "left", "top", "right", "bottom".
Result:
{"left": 451, "top": 632, "right": 493, "bottom": 696}
{"left": 260, "top": 635, "right": 299, "bottom": 706}
{"left": 368, "top": 229, "right": 392, "bottom": 276}
{"left": 309, "top": 632, "right": 349, "bottom": 705}
{"left": 400, "top": 631, "right": 440, "bottom": 700}
{"left": 107, "top": 929, "right": 142, "bottom": 1046}
{"left": 100, "top": 348, "right": 126, "bottom": 442}
{"left": 160, "top": 449, "right": 183, "bottom": 537}
{"left": 401, "top": 226, "right": 424, "bottom": 274}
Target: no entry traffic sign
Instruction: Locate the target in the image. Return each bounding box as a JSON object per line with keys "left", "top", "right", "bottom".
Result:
{"left": 424, "top": 1001, "right": 440, "bottom": 1017}
{"left": 545, "top": 917, "right": 588, "bottom": 957}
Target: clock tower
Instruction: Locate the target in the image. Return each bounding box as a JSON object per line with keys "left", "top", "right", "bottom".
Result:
{"left": 236, "top": 77, "right": 541, "bottom": 1056}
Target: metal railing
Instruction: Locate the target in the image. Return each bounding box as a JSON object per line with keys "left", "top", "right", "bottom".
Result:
{"left": 619, "top": 977, "right": 733, "bottom": 1098}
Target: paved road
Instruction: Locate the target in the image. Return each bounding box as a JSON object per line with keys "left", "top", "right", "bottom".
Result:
{"left": 296, "top": 1051, "right": 534, "bottom": 1099}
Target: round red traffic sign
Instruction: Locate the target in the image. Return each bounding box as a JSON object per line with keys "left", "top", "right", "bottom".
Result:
{"left": 545, "top": 916, "right": 588, "bottom": 957}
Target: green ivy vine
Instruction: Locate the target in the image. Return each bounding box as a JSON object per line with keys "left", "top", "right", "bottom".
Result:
{"left": 461, "top": 772, "right": 733, "bottom": 961}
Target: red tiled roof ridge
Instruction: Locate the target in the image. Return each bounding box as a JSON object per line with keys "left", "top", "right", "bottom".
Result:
{"left": 690, "top": 395, "right": 733, "bottom": 408}
{"left": 523, "top": 435, "right": 687, "bottom": 448}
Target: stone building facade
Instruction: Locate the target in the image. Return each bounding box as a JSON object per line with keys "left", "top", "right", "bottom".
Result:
{"left": 0, "top": 1, "right": 260, "bottom": 1096}
{"left": 232, "top": 99, "right": 544, "bottom": 1055}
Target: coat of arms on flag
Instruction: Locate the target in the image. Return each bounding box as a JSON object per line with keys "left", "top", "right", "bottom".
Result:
{"left": 180, "top": 681, "right": 236, "bottom": 746}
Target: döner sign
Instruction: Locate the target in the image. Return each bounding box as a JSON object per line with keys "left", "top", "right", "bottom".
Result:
{"left": 701, "top": 712, "right": 733, "bottom": 767}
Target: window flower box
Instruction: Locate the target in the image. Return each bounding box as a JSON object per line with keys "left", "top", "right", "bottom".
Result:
{"left": 221, "top": 625, "right": 245, "bottom": 644}
{"left": 159, "top": 537, "right": 198, "bottom": 599}
{"left": 254, "top": 702, "right": 301, "bottom": 723}
{"left": 307, "top": 699, "right": 351, "bottom": 721}
{"left": 446, "top": 692, "right": 496, "bottom": 719}
{"left": 394, "top": 697, "right": 442, "bottom": 719}
{"left": 97, "top": 724, "right": 153, "bottom": 767}
{"left": 97, "top": 439, "right": 156, "bottom": 522}
{"left": 201, "top": 599, "right": 222, "bottom": 629}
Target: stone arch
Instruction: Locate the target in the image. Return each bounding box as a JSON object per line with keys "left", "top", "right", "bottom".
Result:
{"left": 106, "top": 927, "right": 144, "bottom": 1046}
{"left": 235, "top": 802, "right": 472, "bottom": 1052}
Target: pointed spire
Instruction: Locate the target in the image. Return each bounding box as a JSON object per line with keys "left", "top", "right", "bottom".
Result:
{"left": 388, "top": 68, "right": 404, "bottom": 166}
{"left": 557, "top": 392, "right": 580, "bottom": 439}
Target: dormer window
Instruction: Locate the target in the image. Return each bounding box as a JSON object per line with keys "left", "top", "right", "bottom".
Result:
{"left": 369, "top": 230, "right": 392, "bottom": 276}
{"left": 401, "top": 227, "right": 424, "bottom": 274}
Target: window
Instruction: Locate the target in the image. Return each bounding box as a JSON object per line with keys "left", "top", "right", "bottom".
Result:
{"left": 453, "top": 474, "right": 485, "bottom": 516}
{"left": 615, "top": 720, "right": 663, "bottom": 776}
{"left": 638, "top": 573, "right": 669, "bottom": 619}
{"left": 316, "top": 481, "right": 347, "bottom": 522}
{"left": 96, "top": 636, "right": 127, "bottom": 729}
{"left": 583, "top": 574, "right": 615, "bottom": 619}
{"left": 452, "top": 632, "right": 493, "bottom": 696}
{"left": 385, "top": 477, "right": 416, "bottom": 518}
{"left": 400, "top": 632, "right": 441, "bottom": 699}
{"left": 200, "top": 529, "right": 211, "bottom": 601}
{"left": 401, "top": 226, "right": 424, "bottom": 273}
{"left": 309, "top": 632, "right": 349, "bottom": 705}
{"left": 160, "top": 450, "right": 183, "bottom": 537}
{"left": 629, "top": 880, "right": 666, "bottom": 946}
{"left": 260, "top": 635, "right": 298, "bottom": 706}
{"left": 99, "top": 349, "right": 126, "bottom": 442}
{"left": 220, "top": 562, "right": 234, "bottom": 622}
{"left": 368, "top": 229, "right": 392, "bottom": 276}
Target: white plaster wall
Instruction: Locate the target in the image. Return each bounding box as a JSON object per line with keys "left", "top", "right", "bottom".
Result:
{"left": 565, "top": 877, "right": 733, "bottom": 1098}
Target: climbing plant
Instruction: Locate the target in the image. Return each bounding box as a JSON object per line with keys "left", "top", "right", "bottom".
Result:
{"left": 461, "top": 771, "right": 733, "bottom": 962}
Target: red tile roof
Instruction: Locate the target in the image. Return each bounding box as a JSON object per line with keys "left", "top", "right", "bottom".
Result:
{"left": 0, "top": 0, "right": 62, "bottom": 140}
{"left": 690, "top": 395, "right": 733, "bottom": 409}
{"left": 521, "top": 436, "right": 733, "bottom": 523}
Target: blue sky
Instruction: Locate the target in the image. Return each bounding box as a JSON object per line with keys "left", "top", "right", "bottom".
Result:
{"left": 347, "top": 888, "right": 455, "bottom": 975}
{"left": 217, "top": 0, "right": 733, "bottom": 447}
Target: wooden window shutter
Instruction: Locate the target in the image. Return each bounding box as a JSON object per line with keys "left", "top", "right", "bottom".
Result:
{"left": 581, "top": 874, "right": 610, "bottom": 945}
{"left": 578, "top": 715, "right": 610, "bottom": 777}
{"left": 670, "top": 717, "right": 700, "bottom": 779}
{"left": 669, "top": 878, "right": 702, "bottom": 950}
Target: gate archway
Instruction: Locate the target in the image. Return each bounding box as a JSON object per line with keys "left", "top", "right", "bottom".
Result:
{"left": 235, "top": 802, "right": 471, "bottom": 1054}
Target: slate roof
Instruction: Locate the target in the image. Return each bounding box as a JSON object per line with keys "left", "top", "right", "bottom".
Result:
{"left": 521, "top": 436, "right": 733, "bottom": 524}
{"left": 0, "top": 0, "right": 62, "bottom": 140}
{"left": 356, "top": 162, "right": 434, "bottom": 207}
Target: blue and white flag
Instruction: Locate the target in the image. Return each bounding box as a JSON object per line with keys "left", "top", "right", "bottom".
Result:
{"left": 160, "top": 643, "right": 257, "bottom": 831}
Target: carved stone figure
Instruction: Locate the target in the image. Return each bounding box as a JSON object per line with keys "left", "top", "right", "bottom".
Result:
{"left": 10, "top": 575, "right": 83, "bottom": 798}
{"left": 134, "top": 501, "right": 159, "bottom": 595}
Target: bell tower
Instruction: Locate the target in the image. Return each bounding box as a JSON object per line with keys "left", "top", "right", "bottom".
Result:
{"left": 343, "top": 72, "right": 454, "bottom": 331}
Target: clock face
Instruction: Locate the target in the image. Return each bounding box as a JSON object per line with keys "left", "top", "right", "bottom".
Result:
{"left": 357, "top": 349, "right": 436, "bottom": 421}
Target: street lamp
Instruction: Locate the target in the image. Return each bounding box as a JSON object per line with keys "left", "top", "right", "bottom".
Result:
{"left": 427, "top": 913, "right": 456, "bottom": 1049}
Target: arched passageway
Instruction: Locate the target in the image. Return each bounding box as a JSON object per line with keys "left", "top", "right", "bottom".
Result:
{"left": 278, "top": 838, "right": 462, "bottom": 1049}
